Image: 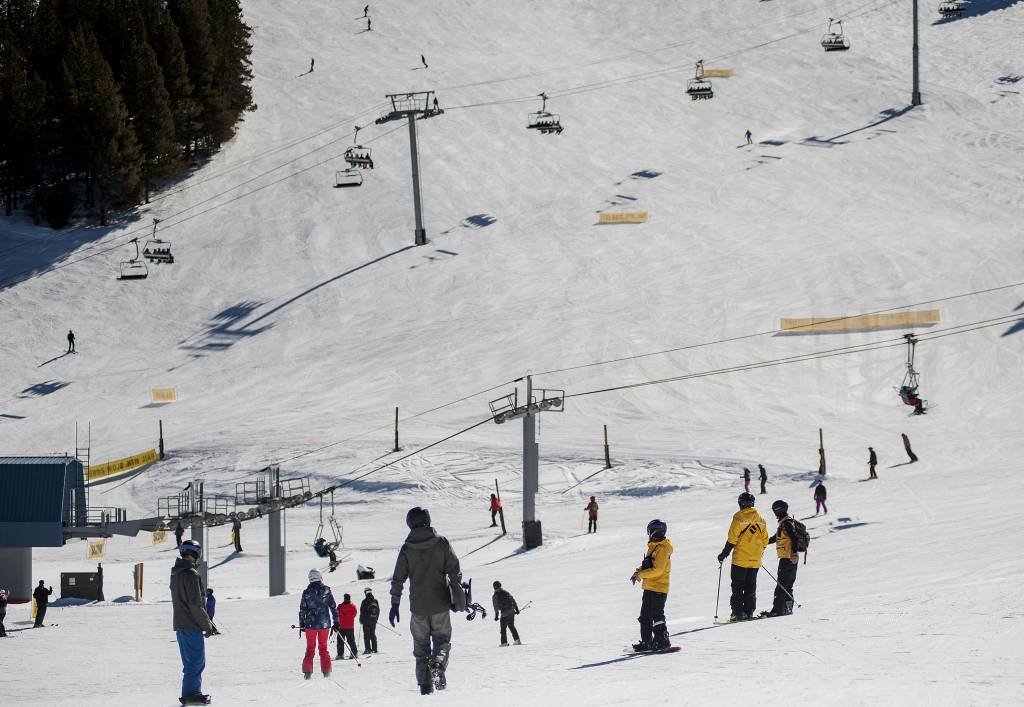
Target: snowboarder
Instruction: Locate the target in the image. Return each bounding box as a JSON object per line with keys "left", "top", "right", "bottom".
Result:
{"left": 360, "top": 587, "right": 380, "bottom": 653}
{"left": 489, "top": 493, "right": 501, "bottom": 527}
{"left": 758, "top": 464, "right": 768, "bottom": 494}
{"left": 745, "top": 129, "right": 753, "bottom": 145}
{"left": 868, "top": 447, "right": 878, "bottom": 479}
{"left": 389, "top": 507, "right": 466, "bottom": 695}
{"left": 491, "top": 581, "right": 521, "bottom": 646}
{"left": 585, "top": 496, "right": 599, "bottom": 533}
{"left": 66, "top": 330, "right": 75, "bottom": 353}
{"left": 174, "top": 521, "right": 184, "bottom": 548}
{"left": 767, "top": 500, "right": 800, "bottom": 616}
{"left": 309, "top": 58, "right": 314, "bottom": 73}
{"left": 336, "top": 593, "right": 358, "bottom": 659}
{"left": 231, "top": 517, "right": 242, "bottom": 553}
{"left": 96, "top": 562, "right": 104, "bottom": 602}
{"left": 32, "top": 580, "right": 52, "bottom": 627}
{"left": 902, "top": 433, "right": 918, "bottom": 463}
{"left": 366, "top": 16, "right": 371, "bottom": 31}
{"left": 363, "top": 4, "right": 369, "bottom": 17}
{"left": 717, "top": 493, "right": 769, "bottom": 621}
{"left": 630, "top": 519, "right": 673, "bottom": 652}
{"left": 299, "top": 569, "right": 338, "bottom": 679}
{"left": 743, "top": 467, "right": 751, "bottom": 493}
{"left": 0, "top": 588, "right": 8, "bottom": 637}
{"left": 170, "top": 539, "right": 215, "bottom": 705}
{"left": 814, "top": 482, "right": 828, "bottom": 515}
{"left": 421, "top": 54, "right": 428, "bottom": 69}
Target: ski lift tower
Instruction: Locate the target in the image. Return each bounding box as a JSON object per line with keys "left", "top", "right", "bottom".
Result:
{"left": 375, "top": 92, "right": 444, "bottom": 246}
{"left": 488, "top": 376, "right": 564, "bottom": 550}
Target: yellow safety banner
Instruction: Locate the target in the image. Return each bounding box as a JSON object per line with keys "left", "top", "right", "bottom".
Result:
{"left": 87, "top": 449, "right": 159, "bottom": 482}
{"left": 88, "top": 539, "right": 106, "bottom": 559}
{"left": 151, "top": 387, "right": 178, "bottom": 403}
{"left": 599, "top": 212, "right": 648, "bottom": 224}
{"left": 780, "top": 309, "right": 940, "bottom": 333}
{"left": 152, "top": 530, "right": 167, "bottom": 545}
{"left": 703, "top": 69, "right": 735, "bottom": 78}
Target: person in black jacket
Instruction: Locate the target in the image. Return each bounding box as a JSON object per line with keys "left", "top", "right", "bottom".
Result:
{"left": 33, "top": 580, "right": 52, "bottom": 627}
{"left": 389, "top": 507, "right": 465, "bottom": 695}
{"left": 758, "top": 464, "right": 768, "bottom": 494}
{"left": 174, "top": 521, "right": 185, "bottom": 548}
{"left": 814, "top": 483, "right": 828, "bottom": 515}
{"left": 0, "top": 588, "right": 8, "bottom": 637}
{"left": 170, "top": 540, "right": 215, "bottom": 705}
{"left": 491, "top": 581, "right": 521, "bottom": 646}
{"left": 868, "top": 447, "right": 878, "bottom": 479}
{"left": 96, "top": 563, "right": 104, "bottom": 602}
{"left": 360, "top": 588, "right": 380, "bottom": 653}
{"left": 902, "top": 433, "right": 918, "bottom": 463}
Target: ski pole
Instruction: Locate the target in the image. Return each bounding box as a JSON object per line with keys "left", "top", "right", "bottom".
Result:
{"left": 714, "top": 562, "right": 723, "bottom": 620}
{"left": 379, "top": 622, "right": 401, "bottom": 636}
{"left": 518, "top": 601, "right": 532, "bottom": 613}
{"left": 759, "top": 565, "right": 801, "bottom": 608}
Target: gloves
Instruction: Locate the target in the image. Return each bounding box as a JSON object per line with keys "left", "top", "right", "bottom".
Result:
{"left": 332, "top": 623, "right": 340, "bottom": 633}
{"left": 630, "top": 572, "right": 639, "bottom": 585}
{"left": 717, "top": 552, "right": 726, "bottom": 563}
{"left": 389, "top": 604, "right": 400, "bottom": 627}
{"left": 299, "top": 627, "right": 306, "bottom": 635}
{"left": 515, "top": 610, "right": 520, "bottom": 615}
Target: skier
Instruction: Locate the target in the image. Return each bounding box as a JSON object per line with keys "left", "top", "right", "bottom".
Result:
{"left": 360, "top": 587, "right": 380, "bottom": 653}
{"left": 309, "top": 58, "right": 314, "bottom": 73}
{"left": 489, "top": 493, "right": 501, "bottom": 527}
{"left": 366, "top": 16, "right": 371, "bottom": 31}
{"left": 0, "top": 588, "right": 8, "bottom": 637}
{"left": 336, "top": 593, "right": 358, "bottom": 659}
{"left": 432, "top": 96, "right": 439, "bottom": 112}
{"left": 32, "top": 580, "right": 52, "bottom": 627}
{"left": 299, "top": 569, "right": 338, "bottom": 679}
{"left": 96, "top": 562, "right": 104, "bottom": 602}
{"left": 758, "top": 464, "right": 768, "bottom": 494}
{"left": 743, "top": 467, "right": 751, "bottom": 493}
{"left": 174, "top": 521, "right": 184, "bottom": 548}
{"left": 717, "top": 493, "right": 769, "bottom": 621}
{"left": 491, "top": 581, "right": 521, "bottom": 646}
{"left": 171, "top": 540, "right": 215, "bottom": 705}
{"left": 584, "top": 496, "right": 599, "bottom": 533}
{"left": 421, "top": 54, "right": 428, "bottom": 69}
{"left": 66, "top": 330, "right": 75, "bottom": 353}
{"left": 767, "top": 500, "right": 800, "bottom": 616}
{"left": 389, "top": 507, "right": 466, "bottom": 695}
{"left": 231, "top": 517, "right": 242, "bottom": 553}
{"left": 745, "top": 129, "right": 753, "bottom": 145}
{"left": 363, "top": 4, "right": 369, "bottom": 17}
{"left": 814, "top": 482, "right": 828, "bottom": 515}
{"left": 630, "top": 519, "right": 673, "bottom": 651}
{"left": 313, "top": 537, "right": 339, "bottom": 571}
{"left": 902, "top": 433, "right": 918, "bottom": 463}
{"left": 205, "top": 588, "right": 216, "bottom": 621}
{"left": 868, "top": 447, "right": 878, "bottom": 479}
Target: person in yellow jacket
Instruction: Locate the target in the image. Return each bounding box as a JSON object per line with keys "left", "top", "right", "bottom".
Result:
{"left": 717, "top": 493, "right": 768, "bottom": 621}
{"left": 629, "top": 519, "right": 673, "bottom": 652}
{"left": 767, "top": 500, "right": 801, "bottom": 616}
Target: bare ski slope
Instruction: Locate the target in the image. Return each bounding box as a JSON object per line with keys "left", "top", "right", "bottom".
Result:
{"left": 1, "top": 0, "right": 1023, "bottom": 703}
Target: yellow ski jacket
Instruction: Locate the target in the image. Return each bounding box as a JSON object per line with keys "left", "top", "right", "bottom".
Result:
{"left": 635, "top": 538, "right": 673, "bottom": 593}
{"left": 727, "top": 508, "right": 769, "bottom": 568}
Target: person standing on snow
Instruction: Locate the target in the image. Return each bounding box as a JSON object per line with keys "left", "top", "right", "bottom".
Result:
{"left": 96, "top": 563, "right": 104, "bottom": 602}
{"left": 309, "top": 58, "right": 314, "bottom": 73}
{"left": 205, "top": 589, "right": 216, "bottom": 622}
{"left": 585, "top": 496, "right": 599, "bottom": 533}
{"left": 360, "top": 587, "right": 380, "bottom": 653}
{"left": 758, "top": 464, "right": 768, "bottom": 495}
{"left": 363, "top": 5, "right": 369, "bottom": 18}
{"left": 630, "top": 519, "right": 673, "bottom": 651}
{"left": 0, "top": 589, "right": 7, "bottom": 637}
{"left": 231, "top": 517, "right": 242, "bottom": 553}
{"left": 868, "top": 447, "right": 878, "bottom": 479}
{"left": 745, "top": 129, "right": 753, "bottom": 145}
{"left": 174, "top": 521, "right": 184, "bottom": 548}
{"left": 366, "top": 16, "right": 371, "bottom": 31}
{"left": 421, "top": 54, "right": 428, "bottom": 69}
{"left": 32, "top": 580, "right": 52, "bottom": 627}
{"left": 767, "top": 500, "right": 800, "bottom": 616}
{"left": 814, "top": 482, "right": 828, "bottom": 515}
{"left": 489, "top": 493, "right": 502, "bottom": 528}
{"left": 389, "top": 507, "right": 466, "bottom": 695}
{"left": 902, "top": 433, "right": 918, "bottom": 463}
{"left": 743, "top": 467, "right": 751, "bottom": 493}
{"left": 717, "top": 493, "right": 769, "bottom": 621}
{"left": 336, "top": 593, "right": 358, "bottom": 659}
{"left": 491, "top": 581, "right": 521, "bottom": 646}
{"left": 66, "top": 330, "right": 75, "bottom": 353}
{"left": 170, "top": 540, "right": 215, "bottom": 705}
{"left": 299, "top": 569, "right": 338, "bottom": 679}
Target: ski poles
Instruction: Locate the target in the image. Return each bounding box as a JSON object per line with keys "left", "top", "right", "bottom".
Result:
{"left": 714, "top": 562, "right": 723, "bottom": 620}
{"left": 759, "top": 565, "right": 801, "bottom": 608}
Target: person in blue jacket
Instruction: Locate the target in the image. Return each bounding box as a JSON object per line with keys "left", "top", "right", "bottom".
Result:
{"left": 299, "top": 569, "right": 338, "bottom": 679}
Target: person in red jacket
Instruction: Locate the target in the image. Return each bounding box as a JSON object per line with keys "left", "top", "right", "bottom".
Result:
{"left": 584, "top": 496, "right": 599, "bottom": 533}
{"left": 336, "top": 593, "right": 358, "bottom": 659}
{"left": 489, "top": 494, "right": 502, "bottom": 527}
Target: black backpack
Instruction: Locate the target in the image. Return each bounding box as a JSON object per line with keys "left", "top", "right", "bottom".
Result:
{"left": 788, "top": 519, "right": 810, "bottom": 552}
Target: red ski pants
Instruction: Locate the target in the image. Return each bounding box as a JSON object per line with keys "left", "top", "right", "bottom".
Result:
{"left": 302, "top": 629, "right": 332, "bottom": 674}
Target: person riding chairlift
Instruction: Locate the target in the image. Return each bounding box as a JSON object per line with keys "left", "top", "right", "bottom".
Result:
{"left": 899, "top": 386, "right": 925, "bottom": 415}
{"left": 313, "top": 537, "right": 340, "bottom": 572}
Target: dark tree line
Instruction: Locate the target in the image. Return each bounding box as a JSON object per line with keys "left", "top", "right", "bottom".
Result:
{"left": 0, "top": 0, "right": 253, "bottom": 228}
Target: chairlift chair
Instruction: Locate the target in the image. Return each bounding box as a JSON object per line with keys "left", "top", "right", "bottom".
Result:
{"left": 686, "top": 60, "right": 714, "bottom": 100}
{"left": 527, "top": 92, "right": 564, "bottom": 134}
{"left": 334, "top": 169, "right": 363, "bottom": 188}
{"left": 897, "top": 333, "right": 927, "bottom": 414}
{"left": 118, "top": 238, "right": 149, "bottom": 280}
{"left": 821, "top": 18, "right": 851, "bottom": 51}
{"left": 142, "top": 219, "right": 174, "bottom": 263}
{"left": 938, "top": 0, "right": 965, "bottom": 17}
{"left": 344, "top": 125, "right": 374, "bottom": 169}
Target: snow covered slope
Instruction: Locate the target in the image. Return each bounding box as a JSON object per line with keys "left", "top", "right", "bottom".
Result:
{"left": 1, "top": 0, "right": 1023, "bottom": 703}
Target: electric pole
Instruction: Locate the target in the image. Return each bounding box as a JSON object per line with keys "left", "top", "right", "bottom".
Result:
{"left": 912, "top": 0, "right": 922, "bottom": 106}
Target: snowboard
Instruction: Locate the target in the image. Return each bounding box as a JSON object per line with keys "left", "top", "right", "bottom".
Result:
{"left": 627, "top": 645, "right": 681, "bottom": 655}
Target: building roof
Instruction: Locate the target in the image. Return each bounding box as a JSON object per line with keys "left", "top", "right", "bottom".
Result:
{"left": 0, "top": 456, "right": 84, "bottom": 547}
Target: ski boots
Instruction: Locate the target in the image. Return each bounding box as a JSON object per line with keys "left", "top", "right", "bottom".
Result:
{"left": 513, "top": 639, "right": 522, "bottom": 645}
{"left": 500, "top": 641, "right": 509, "bottom": 647}
{"left": 632, "top": 640, "right": 654, "bottom": 652}
{"left": 179, "top": 695, "right": 212, "bottom": 705}
{"left": 430, "top": 656, "right": 447, "bottom": 691}
{"left": 420, "top": 683, "right": 434, "bottom": 695}
{"left": 303, "top": 672, "right": 312, "bottom": 680}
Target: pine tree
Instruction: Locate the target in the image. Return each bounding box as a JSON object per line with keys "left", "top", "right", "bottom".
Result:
{"left": 62, "top": 28, "right": 142, "bottom": 225}
{"left": 148, "top": 3, "right": 200, "bottom": 154}
{"left": 208, "top": 0, "right": 253, "bottom": 118}
{"left": 0, "top": 21, "right": 47, "bottom": 215}
{"left": 168, "top": 0, "right": 229, "bottom": 152}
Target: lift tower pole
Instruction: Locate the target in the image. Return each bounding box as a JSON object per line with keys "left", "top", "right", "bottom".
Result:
{"left": 912, "top": 0, "right": 922, "bottom": 106}
{"left": 375, "top": 92, "right": 444, "bottom": 246}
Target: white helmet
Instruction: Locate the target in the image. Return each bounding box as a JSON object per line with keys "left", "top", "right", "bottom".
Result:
{"left": 308, "top": 569, "right": 323, "bottom": 583}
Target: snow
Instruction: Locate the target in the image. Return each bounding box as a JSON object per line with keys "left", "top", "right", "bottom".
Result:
{"left": 2, "top": 0, "right": 1023, "bottom": 704}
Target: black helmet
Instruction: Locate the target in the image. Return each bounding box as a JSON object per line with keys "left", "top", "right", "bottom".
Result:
{"left": 646, "top": 519, "right": 667, "bottom": 539}
{"left": 493, "top": 581, "right": 501, "bottom": 589}
{"left": 406, "top": 506, "right": 431, "bottom": 529}
{"left": 771, "top": 500, "right": 789, "bottom": 518}
{"left": 737, "top": 492, "right": 756, "bottom": 509}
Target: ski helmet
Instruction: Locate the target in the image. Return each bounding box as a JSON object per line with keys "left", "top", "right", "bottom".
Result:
{"left": 179, "top": 539, "right": 202, "bottom": 558}
{"left": 493, "top": 581, "right": 502, "bottom": 590}
{"left": 737, "top": 492, "right": 756, "bottom": 509}
{"left": 308, "top": 569, "right": 323, "bottom": 583}
{"left": 771, "top": 500, "right": 789, "bottom": 517}
{"left": 646, "top": 519, "right": 667, "bottom": 538}
{"left": 406, "top": 506, "right": 431, "bottom": 529}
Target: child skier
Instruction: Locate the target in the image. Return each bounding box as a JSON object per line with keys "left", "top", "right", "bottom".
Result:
{"left": 743, "top": 467, "right": 751, "bottom": 492}
{"left": 336, "top": 593, "right": 358, "bottom": 659}
{"left": 491, "top": 581, "right": 521, "bottom": 646}
{"left": 298, "top": 569, "right": 338, "bottom": 679}
{"left": 630, "top": 519, "right": 673, "bottom": 652}
{"left": 585, "top": 496, "right": 599, "bottom": 533}
{"left": 814, "top": 483, "right": 828, "bottom": 515}
{"left": 717, "top": 493, "right": 768, "bottom": 621}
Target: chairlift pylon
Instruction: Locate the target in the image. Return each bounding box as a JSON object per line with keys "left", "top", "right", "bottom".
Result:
{"left": 821, "top": 18, "right": 851, "bottom": 52}
{"left": 117, "top": 238, "right": 148, "bottom": 280}
{"left": 344, "top": 125, "right": 374, "bottom": 169}
{"left": 686, "top": 60, "right": 714, "bottom": 100}
{"left": 527, "top": 92, "right": 564, "bottom": 134}
{"left": 142, "top": 218, "right": 174, "bottom": 264}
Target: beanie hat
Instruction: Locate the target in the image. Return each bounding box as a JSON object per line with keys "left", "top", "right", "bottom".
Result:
{"left": 493, "top": 581, "right": 501, "bottom": 590}
{"left": 308, "top": 569, "right": 323, "bottom": 583}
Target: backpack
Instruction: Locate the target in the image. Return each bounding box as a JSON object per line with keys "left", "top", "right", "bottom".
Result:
{"left": 788, "top": 518, "right": 810, "bottom": 552}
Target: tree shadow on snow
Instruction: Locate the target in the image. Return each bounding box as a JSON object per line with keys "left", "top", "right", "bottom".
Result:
{"left": 18, "top": 380, "right": 70, "bottom": 398}
{"left": 933, "top": 0, "right": 1022, "bottom": 24}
